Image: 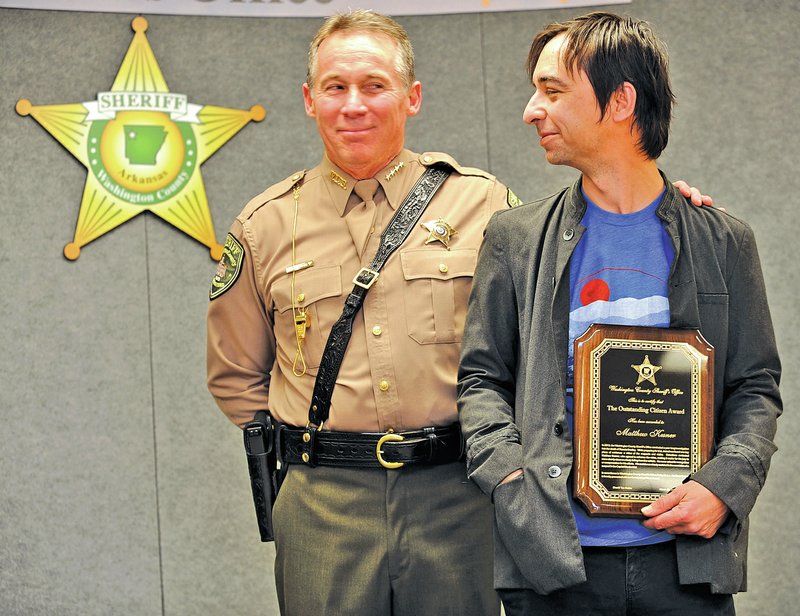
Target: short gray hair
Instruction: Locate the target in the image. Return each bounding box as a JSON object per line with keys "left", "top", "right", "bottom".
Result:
{"left": 306, "top": 9, "right": 415, "bottom": 91}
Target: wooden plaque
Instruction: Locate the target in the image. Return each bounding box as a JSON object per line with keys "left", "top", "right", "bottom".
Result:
{"left": 573, "top": 324, "right": 714, "bottom": 517}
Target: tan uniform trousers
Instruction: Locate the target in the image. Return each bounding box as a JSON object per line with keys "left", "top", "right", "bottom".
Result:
{"left": 273, "top": 460, "right": 498, "bottom": 615}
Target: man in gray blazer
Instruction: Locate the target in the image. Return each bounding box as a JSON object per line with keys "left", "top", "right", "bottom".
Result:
{"left": 457, "top": 12, "right": 781, "bottom": 615}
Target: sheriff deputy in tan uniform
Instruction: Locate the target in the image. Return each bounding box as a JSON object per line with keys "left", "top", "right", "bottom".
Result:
{"left": 207, "top": 10, "right": 511, "bottom": 616}
{"left": 207, "top": 9, "right": 711, "bottom": 615}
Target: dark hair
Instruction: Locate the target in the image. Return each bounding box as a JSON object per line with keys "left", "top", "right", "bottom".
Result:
{"left": 527, "top": 12, "right": 674, "bottom": 159}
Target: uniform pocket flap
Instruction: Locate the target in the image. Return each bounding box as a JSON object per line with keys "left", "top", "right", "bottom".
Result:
{"left": 400, "top": 249, "right": 477, "bottom": 281}
{"left": 272, "top": 265, "right": 342, "bottom": 313}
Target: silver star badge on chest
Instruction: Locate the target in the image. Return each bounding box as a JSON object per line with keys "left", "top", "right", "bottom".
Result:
{"left": 421, "top": 218, "right": 457, "bottom": 249}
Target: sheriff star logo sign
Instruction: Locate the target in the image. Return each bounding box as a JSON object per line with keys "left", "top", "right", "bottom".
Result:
{"left": 16, "top": 16, "right": 265, "bottom": 261}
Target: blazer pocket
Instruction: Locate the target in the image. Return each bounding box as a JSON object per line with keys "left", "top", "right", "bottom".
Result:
{"left": 400, "top": 248, "right": 477, "bottom": 344}
{"left": 697, "top": 292, "right": 729, "bottom": 357}
{"left": 493, "top": 477, "right": 548, "bottom": 586}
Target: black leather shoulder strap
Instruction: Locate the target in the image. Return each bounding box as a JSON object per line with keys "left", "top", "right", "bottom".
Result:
{"left": 307, "top": 164, "right": 452, "bottom": 427}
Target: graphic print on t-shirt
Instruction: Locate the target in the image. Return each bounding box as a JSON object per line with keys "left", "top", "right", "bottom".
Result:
{"left": 567, "top": 196, "right": 673, "bottom": 384}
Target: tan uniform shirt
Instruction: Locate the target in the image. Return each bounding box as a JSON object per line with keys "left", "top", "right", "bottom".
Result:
{"left": 207, "top": 149, "right": 512, "bottom": 431}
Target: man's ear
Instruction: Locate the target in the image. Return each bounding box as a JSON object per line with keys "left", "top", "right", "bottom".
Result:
{"left": 407, "top": 81, "right": 422, "bottom": 117}
{"left": 610, "top": 81, "right": 637, "bottom": 123}
{"left": 302, "top": 83, "right": 315, "bottom": 118}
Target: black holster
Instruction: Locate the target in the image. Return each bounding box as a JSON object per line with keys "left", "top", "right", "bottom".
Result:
{"left": 243, "top": 411, "right": 281, "bottom": 542}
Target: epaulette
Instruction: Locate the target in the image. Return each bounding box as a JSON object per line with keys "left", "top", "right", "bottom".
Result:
{"left": 239, "top": 169, "right": 306, "bottom": 220}
{"left": 418, "top": 152, "right": 496, "bottom": 181}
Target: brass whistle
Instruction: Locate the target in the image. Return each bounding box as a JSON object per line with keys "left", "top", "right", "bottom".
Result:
{"left": 294, "top": 310, "right": 310, "bottom": 340}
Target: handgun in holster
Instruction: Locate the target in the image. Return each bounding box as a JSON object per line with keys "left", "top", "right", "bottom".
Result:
{"left": 243, "top": 411, "right": 282, "bottom": 542}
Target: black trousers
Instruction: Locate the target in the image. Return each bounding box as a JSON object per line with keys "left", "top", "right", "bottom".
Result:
{"left": 500, "top": 540, "right": 735, "bottom": 616}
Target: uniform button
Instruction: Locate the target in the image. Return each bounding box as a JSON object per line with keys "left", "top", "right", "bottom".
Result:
{"left": 292, "top": 173, "right": 302, "bottom": 181}
{"left": 547, "top": 465, "right": 562, "bottom": 478}
{"left": 379, "top": 380, "right": 390, "bottom": 392}
{"left": 563, "top": 228, "right": 575, "bottom": 241}
{"left": 296, "top": 293, "right": 305, "bottom": 302}
{"left": 372, "top": 325, "right": 383, "bottom": 336}
{"left": 439, "top": 263, "right": 448, "bottom": 273}
{"left": 554, "top": 423, "right": 563, "bottom": 436}
{"left": 423, "top": 155, "right": 433, "bottom": 164}
{"left": 301, "top": 452, "right": 310, "bottom": 463}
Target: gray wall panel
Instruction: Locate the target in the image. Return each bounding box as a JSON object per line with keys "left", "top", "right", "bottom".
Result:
{"left": 2, "top": 2, "right": 797, "bottom": 614}
{"left": 402, "top": 14, "right": 490, "bottom": 168}
{"left": 145, "top": 217, "right": 278, "bottom": 616}
{"left": 2, "top": 10, "right": 163, "bottom": 615}
{"left": 481, "top": 7, "right": 584, "bottom": 201}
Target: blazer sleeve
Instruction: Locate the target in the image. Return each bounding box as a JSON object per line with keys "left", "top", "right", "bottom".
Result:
{"left": 690, "top": 221, "right": 782, "bottom": 524}
{"left": 457, "top": 213, "right": 526, "bottom": 497}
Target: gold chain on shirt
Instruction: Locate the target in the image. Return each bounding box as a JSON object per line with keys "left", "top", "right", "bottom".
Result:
{"left": 290, "top": 183, "right": 309, "bottom": 377}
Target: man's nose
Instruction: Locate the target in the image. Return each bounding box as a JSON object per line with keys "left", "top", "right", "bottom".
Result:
{"left": 343, "top": 87, "right": 368, "bottom": 114}
{"left": 522, "top": 91, "right": 544, "bottom": 124}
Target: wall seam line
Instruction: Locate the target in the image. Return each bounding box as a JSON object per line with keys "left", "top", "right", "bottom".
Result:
{"left": 145, "top": 215, "right": 167, "bottom": 616}
{"left": 479, "top": 13, "right": 493, "bottom": 173}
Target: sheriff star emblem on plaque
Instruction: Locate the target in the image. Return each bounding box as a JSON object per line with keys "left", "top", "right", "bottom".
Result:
{"left": 16, "top": 16, "right": 266, "bottom": 261}
{"left": 631, "top": 354, "right": 662, "bottom": 386}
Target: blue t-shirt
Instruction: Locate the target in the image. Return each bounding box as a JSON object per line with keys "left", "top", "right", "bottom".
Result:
{"left": 566, "top": 187, "right": 675, "bottom": 546}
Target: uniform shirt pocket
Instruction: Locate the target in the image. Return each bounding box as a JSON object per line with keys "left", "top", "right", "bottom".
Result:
{"left": 400, "top": 248, "right": 477, "bottom": 344}
{"left": 271, "top": 265, "right": 342, "bottom": 372}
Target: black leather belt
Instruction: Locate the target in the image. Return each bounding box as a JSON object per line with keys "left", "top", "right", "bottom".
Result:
{"left": 277, "top": 423, "right": 464, "bottom": 469}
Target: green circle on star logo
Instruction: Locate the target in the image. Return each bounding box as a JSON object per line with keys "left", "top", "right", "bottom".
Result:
{"left": 87, "top": 110, "right": 197, "bottom": 206}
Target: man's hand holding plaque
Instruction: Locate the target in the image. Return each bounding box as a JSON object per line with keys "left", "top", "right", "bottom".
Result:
{"left": 641, "top": 480, "right": 729, "bottom": 538}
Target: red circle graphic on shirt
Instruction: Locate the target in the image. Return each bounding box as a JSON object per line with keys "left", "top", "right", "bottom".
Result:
{"left": 580, "top": 279, "right": 610, "bottom": 305}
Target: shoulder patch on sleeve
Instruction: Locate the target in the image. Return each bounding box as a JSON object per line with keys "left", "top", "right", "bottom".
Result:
{"left": 506, "top": 188, "right": 523, "bottom": 208}
{"left": 209, "top": 233, "right": 245, "bottom": 300}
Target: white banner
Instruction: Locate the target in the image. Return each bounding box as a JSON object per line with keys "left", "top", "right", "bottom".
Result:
{"left": 0, "top": 0, "right": 630, "bottom": 18}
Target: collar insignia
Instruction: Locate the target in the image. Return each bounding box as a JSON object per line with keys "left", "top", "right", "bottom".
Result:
{"left": 329, "top": 170, "right": 348, "bottom": 190}
{"left": 422, "top": 218, "right": 457, "bottom": 249}
{"left": 385, "top": 161, "right": 405, "bottom": 182}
